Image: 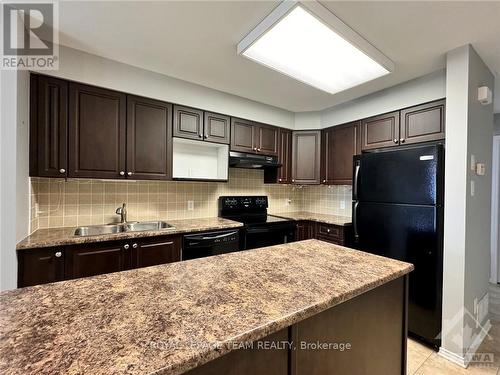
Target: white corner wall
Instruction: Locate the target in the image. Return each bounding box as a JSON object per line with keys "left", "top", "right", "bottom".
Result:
{"left": 319, "top": 70, "right": 446, "bottom": 128}
{"left": 441, "top": 45, "right": 494, "bottom": 364}
{"left": 39, "top": 45, "right": 295, "bottom": 129}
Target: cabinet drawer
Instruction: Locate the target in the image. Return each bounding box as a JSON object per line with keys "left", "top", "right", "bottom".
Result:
{"left": 316, "top": 224, "right": 343, "bottom": 244}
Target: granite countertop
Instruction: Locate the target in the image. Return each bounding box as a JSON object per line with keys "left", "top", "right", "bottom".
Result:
{"left": 274, "top": 211, "right": 352, "bottom": 226}
{"left": 0, "top": 239, "right": 413, "bottom": 375}
{"left": 16, "top": 217, "right": 243, "bottom": 250}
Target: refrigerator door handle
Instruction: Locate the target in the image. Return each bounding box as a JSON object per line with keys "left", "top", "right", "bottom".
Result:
{"left": 353, "top": 162, "right": 360, "bottom": 199}
{"left": 353, "top": 201, "right": 359, "bottom": 241}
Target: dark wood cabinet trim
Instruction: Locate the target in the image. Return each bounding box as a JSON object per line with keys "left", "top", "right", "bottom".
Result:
{"left": 29, "top": 74, "right": 39, "bottom": 176}
{"left": 277, "top": 129, "right": 292, "bottom": 183}
{"left": 126, "top": 95, "right": 172, "bottom": 180}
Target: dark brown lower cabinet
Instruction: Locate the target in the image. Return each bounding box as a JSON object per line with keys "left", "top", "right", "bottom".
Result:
{"left": 18, "top": 247, "right": 65, "bottom": 287}
{"left": 185, "top": 276, "right": 408, "bottom": 375}
{"left": 133, "top": 236, "right": 181, "bottom": 268}
{"left": 65, "top": 241, "right": 129, "bottom": 280}
{"left": 296, "top": 221, "right": 315, "bottom": 241}
{"left": 18, "top": 235, "right": 182, "bottom": 287}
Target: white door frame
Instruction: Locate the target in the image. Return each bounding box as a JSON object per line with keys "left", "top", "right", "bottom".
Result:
{"left": 491, "top": 135, "right": 500, "bottom": 283}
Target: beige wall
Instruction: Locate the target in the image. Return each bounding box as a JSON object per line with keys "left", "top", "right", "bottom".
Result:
{"left": 39, "top": 45, "right": 295, "bottom": 129}
{"left": 30, "top": 170, "right": 352, "bottom": 232}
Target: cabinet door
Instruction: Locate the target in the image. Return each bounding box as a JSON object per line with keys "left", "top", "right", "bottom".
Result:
{"left": 231, "top": 118, "right": 256, "bottom": 153}
{"left": 277, "top": 129, "right": 292, "bottom": 183}
{"left": 400, "top": 100, "right": 445, "bottom": 145}
{"left": 292, "top": 131, "right": 321, "bottom": 184}
{"left": 256, "top": 124, "right": 279, "bottom": 156}
{"left": 321, "top": 127, "right": 335, "bottom": 184}
{"left": 68, "top": 83, "right": 127, "bottom": 179}
{"left": 330, "top": 122, "right": 361, "bottom": 185}
{"left": 133, "top": 236, "right": 181, "bottom": 268}
{"left": 204, "top": 112, "right": 230, "bottom": 144}
{"left": 127, "top": 95, "right": 172, "bottom": 180}
{"left": 361, "top": 111, "right": 400, "bottom": 150}
{"left": 173, "top": 105, "right": 204, "bottom": 141}
{"left": 34, "top": 75, "right": 68, "bottom": 177}
{"left": 18, "top": 248, "right": 65, "bottom": 287}
{"left": 296, "top": 221, "right": 315, "bottom": 240}
{"left": 65, "top": 242, "right": 129, "bottom": 280}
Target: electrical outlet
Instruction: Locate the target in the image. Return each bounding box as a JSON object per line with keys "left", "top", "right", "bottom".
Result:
{"left": 339, "top": 200, "right": 346, "bottom": 210}
{"left": 285, "top": 199, "right": 291, "bottom": 206}
{"left": 187, "top": 200, "right": 194, "bottom": 211}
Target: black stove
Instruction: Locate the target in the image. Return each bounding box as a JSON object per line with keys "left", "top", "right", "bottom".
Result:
{"left": 219, "top": 196, "right": 296, "bottom": 250}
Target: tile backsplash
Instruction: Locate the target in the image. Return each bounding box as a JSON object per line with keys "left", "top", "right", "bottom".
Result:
{"left": 30, "top": 169, "right": 352, "bottom": 232}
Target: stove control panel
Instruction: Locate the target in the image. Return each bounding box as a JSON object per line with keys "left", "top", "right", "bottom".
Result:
{"left": 219, "top": 196, "right": 268, "bottom": 211}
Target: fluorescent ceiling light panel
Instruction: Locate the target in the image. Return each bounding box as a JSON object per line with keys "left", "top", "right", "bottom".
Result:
{"left": 238, "top": 1, "right": 393, "bottom": 94}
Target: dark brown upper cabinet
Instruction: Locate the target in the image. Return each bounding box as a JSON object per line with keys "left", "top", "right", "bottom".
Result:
{"left": 30, "top": 74, "right": 68, "bottom": 177}
{"left": 400, "top": 99, "right": 445, "bottom": 145}
{"left": 322, "top": 122, "right": 361, "bottom": 185}
{"left": 68, "top": 83, "right": 127, "bottom": 179}
{"left": 361, "top": 111, "right": 400, "bottom": 151}
{"left": 256, "top": 124, "right": 279, "bottom": 156}
{"left": 173, "top": 105, "right": 204, "bottom": 141}
{"left": 277, "top": 128, "right": 292, "bottom": 184}
{"left": 231, "top": 117, "right": 256, "bottom": 153}
{"left": 204, "top": 112, "right": 230, "bottom": 144}
{"left": 292, "top": 130, "right": 321, "bottom": 185}
{"left": 231, "top": 118, "right": 278, "bottom": 156}
{"left": 127, "top": 96, "right": 172, "bottom": 180}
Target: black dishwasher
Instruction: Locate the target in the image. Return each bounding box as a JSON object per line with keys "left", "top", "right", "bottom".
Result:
{"left": 182, "top": 229, "right": 240, "bottom": 260}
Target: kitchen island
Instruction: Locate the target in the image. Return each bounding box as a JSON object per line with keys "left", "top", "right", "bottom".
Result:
{"left": 0, "top": 240, "right": 413, "bottom": 375}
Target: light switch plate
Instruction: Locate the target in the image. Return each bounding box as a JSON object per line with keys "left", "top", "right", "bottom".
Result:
{"left": 340, "top": 200, "right": 346, "bottom": 210}
{"left": 187, "top": 200, "right": 194, "bottom": 211}
{"left": 476, "top": 163, "right": 486, "bottom": 176}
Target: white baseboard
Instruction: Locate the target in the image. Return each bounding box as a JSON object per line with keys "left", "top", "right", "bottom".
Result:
{"left": 438, "top": 319, "right": 492, "bottom": 368}
{"left": 438, "top": 347, "right": 468, "bottom": 368}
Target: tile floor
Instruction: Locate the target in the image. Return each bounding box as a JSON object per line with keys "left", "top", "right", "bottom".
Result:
{"left": 407, "top": 322, "right": 500, "bottom": 374}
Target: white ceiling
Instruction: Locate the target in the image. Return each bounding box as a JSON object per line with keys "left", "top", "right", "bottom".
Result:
{"left": 57, "top": 1, "right": 500, "bottom": 112}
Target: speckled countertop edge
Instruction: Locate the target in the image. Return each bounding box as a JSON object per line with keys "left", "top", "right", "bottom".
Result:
{"left": 16, "top": 218, "right": 244, "bottom": 250}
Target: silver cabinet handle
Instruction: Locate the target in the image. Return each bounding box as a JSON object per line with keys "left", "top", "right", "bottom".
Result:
{"left": 204, "top": 133, "right": 208, "bottom": 139}
{"left": 257, "top": 148, "right": 261, "bottom": 151}
{"left": 55, "top": 251, "right": 62, "bottom": 258}
{"left": 253, "top": 147, "right": 257, "bottom": 151}
{"left": 327, "top": 229, "right": 331, "bottom": 233}
{"left": 393, "top": 139, "right": 398, "bottom": 143}
{"left": 322, "top": 179, "right": 326, "bottom": 183}
{"left": 353, "top": 201, "right": 359, "bottom": 240}
{"left": 278, "top": 178, "right": 282, "bottom": 182}
{"left": 127, "top": 172, "right": 133, "bottom": 176}
{"left": 119, "top": 171, "right": 125, "bottom": 176}
{"left": 400, "top": 138, "right": 406, "bottom": 143}
{"left": 123, "top": 244, "right": 130, "bottom": 250}
{"left": 353, "top": 161, "right": 360, "bottom": 199}
{"left": 132, "top": 243, "right": 138, "bottom": 249}
{"left": 59, "top": 168, "right": 66, "bottom": 174}
{"left": 292, "top": 179, "right": 295, "bottom": 182}
{"left": 198, "top": 133, "right": 203, "bottom": 138}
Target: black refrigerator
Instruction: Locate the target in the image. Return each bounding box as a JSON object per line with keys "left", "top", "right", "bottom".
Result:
{"left": 352, "top": 144, "right": 444, "bottom": 348}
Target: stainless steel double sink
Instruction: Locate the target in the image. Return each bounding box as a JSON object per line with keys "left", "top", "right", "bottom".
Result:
{"left": 74, "top": 221, "right": 174, "bottom": 237}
